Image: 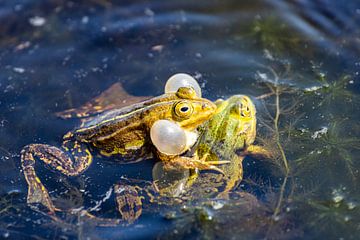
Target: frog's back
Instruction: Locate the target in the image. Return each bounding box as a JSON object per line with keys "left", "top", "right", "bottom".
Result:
{"left": 79, "top": 94, "right": 170, "bottom": 130}
{"left": 192, "top": 95, "right": 257, "bottom": 194}
{"left": 73, "top": 94, "right": 179, "bottom": 141}
{"left": 197, "top": 105, "right": 246, "bottom": 162}
{"left": 64, "top": 94, "right": 174, "bottom": 161}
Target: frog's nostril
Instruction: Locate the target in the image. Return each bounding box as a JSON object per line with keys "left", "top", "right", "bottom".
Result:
{"left": 203, "top": 103, "right": 211, "bottom": 110}
{"left": 202, "top": 102, "right": 216, "bottom": 112}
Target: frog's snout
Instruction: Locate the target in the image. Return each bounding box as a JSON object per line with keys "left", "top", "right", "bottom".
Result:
{"left": 202, "top": 100, "right": 217, "bottom": 113}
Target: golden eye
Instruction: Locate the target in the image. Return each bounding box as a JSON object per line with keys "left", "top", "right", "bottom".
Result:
{"left": 242, "top": 105, "right": 250, "bottom": 117}
{"left": 174, "top": 101, "right": 194, "bottom": 119}
{"left": 236, "top": 103, "right": 250, "bottom": 118}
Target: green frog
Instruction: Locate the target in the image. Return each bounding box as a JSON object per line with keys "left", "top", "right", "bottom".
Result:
{"left": 20, "top": 86, "right": 216, "bottom": 214}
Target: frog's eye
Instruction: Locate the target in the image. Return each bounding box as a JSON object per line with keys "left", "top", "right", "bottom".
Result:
{"left": 231, "top": 103, "right": 250, "bottom": 117}
{"left": 174, "top": 101, "right": 194, "bottom": 119}
{"left": 176, "top": 87, "right": 200, "bottom": 100}
{"left": 241, "top": 104, "right": 251, "bottom": 117}
{"left": 165, "top": 73, "right": 202, "bottom": 97}
{"left": 150, "top": 120, "right": 187, "bottom": 155}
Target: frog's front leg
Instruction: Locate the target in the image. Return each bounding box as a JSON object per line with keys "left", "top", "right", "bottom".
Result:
{"left": 20, "top": 133, "right": 93, "bottom": 213}
{"left": 245, "top": 145, "right": 274, "bottom": 159}
{"left": 162, "top": 153, "right": 230, "bottom": 174}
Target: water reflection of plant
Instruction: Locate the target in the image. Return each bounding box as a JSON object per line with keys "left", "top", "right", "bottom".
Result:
{"left": 0, "top": 192, "right": 21, "bottom": 218}
{"left": 292, "top": 187, "right": 360, "bottom": 239}
{"left": 0, "top": 192, "right": 25, "bottom": 237}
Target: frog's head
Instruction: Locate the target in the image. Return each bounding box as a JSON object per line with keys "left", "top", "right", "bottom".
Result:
{"left": 214, "top": 95, "right": 257, "bottom": 147}
{"left": 170, "top": 87, "right": 217, "bottom": 130}
{"left": 148, "top": 86, "right": 216, "bottom": 156}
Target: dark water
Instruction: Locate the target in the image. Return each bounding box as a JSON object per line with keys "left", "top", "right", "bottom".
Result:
{"left": 0, "top": 0, "right": 359, "bottom": 239}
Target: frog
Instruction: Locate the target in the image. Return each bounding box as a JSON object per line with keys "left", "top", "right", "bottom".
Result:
{"left": 20, "top": 86, "right": 217, "bottom": 215}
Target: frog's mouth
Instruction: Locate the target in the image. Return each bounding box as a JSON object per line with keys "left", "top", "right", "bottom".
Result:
{"left": 179, "top": 114, "right": 211, "bottom": 130}
{"left": 237, "top": 122, "right": 251, "bottom": 134}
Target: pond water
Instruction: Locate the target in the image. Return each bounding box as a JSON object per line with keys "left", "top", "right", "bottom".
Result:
{"left": 0, "top": 0, "right": 359, "bottom": 239}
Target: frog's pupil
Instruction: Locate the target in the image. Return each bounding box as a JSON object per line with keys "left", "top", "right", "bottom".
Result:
{"left": 181, "top": 106, "right": 189, "bottom": 112}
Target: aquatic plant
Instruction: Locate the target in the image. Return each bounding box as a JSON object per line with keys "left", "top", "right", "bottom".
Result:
{"left": 254, "top": 61, "right": 298, "bottom": 215}
{"left": 304, "top": 70, "right": 357, "bottom": 109}
{"left": 294, "top": 119, "right": 360, "bottom": 183}
{"left": 252, "top": 52, "right": 360, "bottom": 238}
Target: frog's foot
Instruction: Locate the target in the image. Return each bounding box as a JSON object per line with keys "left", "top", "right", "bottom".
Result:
{"left": 27, "top": 180, "right": 58, "bottom": 214}
{"left": 21, "top": 142, "right": 93, "bottom": 214}
{"left": 114, "top": 184, "right": 143, "bottom": 224}
{"left": 21, "top": 147, "right": 58, "bottom": 214}
{"left": 186, "top": 159, "right": 229, "bottom": 174}
{"left": 197, "top": 153, "right": 231, "bottom": 169}
{"left": 166, "top": 155, "right": 230, "bottom": 174}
